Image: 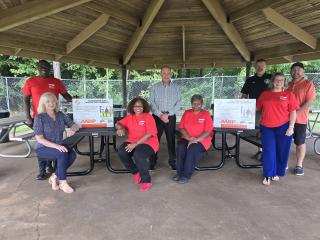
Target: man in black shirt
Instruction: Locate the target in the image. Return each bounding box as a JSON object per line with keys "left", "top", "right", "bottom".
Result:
{"left": 241, "top": 59, "right": 272, "bottom": 99}
{"left": 241, "top": 59, "right": 272, "bottom": 159}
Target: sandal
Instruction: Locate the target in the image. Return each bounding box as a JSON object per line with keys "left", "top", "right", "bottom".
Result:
{"left": 262, "top": 177, "right": 271, "bottom": 186}
{"left": 48, "top": 174, "right": 59, "bottom": 191}
{"left": 59, "top": 181, "right": 74, "bottom": 193}
{"left": 271, "top": 176, "right": 280, "bottom": 181}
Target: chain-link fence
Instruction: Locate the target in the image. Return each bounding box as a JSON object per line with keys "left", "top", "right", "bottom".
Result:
{"left": 1, "top": 73, "right": 320, "bottom": 115}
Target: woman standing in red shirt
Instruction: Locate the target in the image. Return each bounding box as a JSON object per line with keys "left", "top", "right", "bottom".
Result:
{"left": 257, "top": 73, "right": 298, "bottom": 186}
{"left": 115, "top": 97, "right": 159, "bottom": 191}
{"left": 174, "top": 95, "right": 213, "bottom": 184}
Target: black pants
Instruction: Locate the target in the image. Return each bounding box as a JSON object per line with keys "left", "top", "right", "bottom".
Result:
{"left": 150, "top": 114, "right": 176, "bottom": 167}
{"left": 37, "top": 158, "right": 53, "bottom": 175}
{"left": 118, "top": 142, "right": 154, "bottom": 183}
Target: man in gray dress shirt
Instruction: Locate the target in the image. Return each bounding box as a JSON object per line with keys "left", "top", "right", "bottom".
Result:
{"left": 149, "top": 66, "right": 181, "bottom": 170}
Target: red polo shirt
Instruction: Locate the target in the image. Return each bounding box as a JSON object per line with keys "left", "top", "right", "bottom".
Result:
{"left": 117, "top": 113, "right": 159, "bottom": 152}
{"left": 257, "top": 90, "right": 299, "bottom": 128}
{"left": 179, "top": 109, "right": 213, "bottom": 150}
{"left": 21, "top": 76, "right": 67, "bottom": 117}
{"left": 287, "top": 78, "right": 316, "bottom": 124}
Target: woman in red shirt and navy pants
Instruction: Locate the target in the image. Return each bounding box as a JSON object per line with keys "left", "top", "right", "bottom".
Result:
{"left": 115, "top": 97, "right": 159, "bottom": 191}
{"left": 174, "top": 94, "right": 214, "bottom": 184}
{"left": 257, "top": 72, "right": 298, "bottom": 186}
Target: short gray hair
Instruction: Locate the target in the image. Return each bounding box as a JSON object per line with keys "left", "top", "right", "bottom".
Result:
{"left": 37, "top": 92, "right": 59, "bottom": 114}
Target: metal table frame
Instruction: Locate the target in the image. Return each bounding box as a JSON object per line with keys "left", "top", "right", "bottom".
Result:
{"left": 307, "top": 109, "right": 320, "bottom": 155}
{"left": 67, "top": 127, "right": 129, "bottom": 176}
{"left": 307, "top": 109, "right": 320, "bottom": 138}
{"left": 0, "top": 115, "right": 34, "bottom": 158}
{"left": 196, "top": 128, "right": 262, "bottom": 171}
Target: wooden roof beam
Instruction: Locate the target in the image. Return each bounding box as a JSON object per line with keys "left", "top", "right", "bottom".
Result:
{"left": 85, "top": 2, "right": 140, "bottom": 27}
{"left": 262, "top": 7, "right": 317, "bottom": 49}
{"left": 130, "top": 57, "right": 244, "bottom": 66}
{"left": 87, "top": 60, "right": 95, "bottom": 65}
{"left": 0, "top": 46, "right": 119, "bottom": 69}
{"left": 14, "top": 48, "right": 22, "bottom": 55}
{"left": 0, "top": 33, "right": 119, "bottom": 64}
{"left": 154, "top": 20, "right": 213, "bottom": 28}
{"left": 266, "top": 52, "right": 320, "bottom": 65}
{"left": 228, "top": 0, "right": 280, "bottom": 23}
{"left": 0, "top": 0, "right": 93, "bottom": 32}
{"left": 66, "top": 14, "right": 110, "bottom": 54}
{"left": 254, "top": 38, "right": 320, "bottom": 60}
{"left": 54, "top": 54, "right": 64, "bottom": 61}
{"left": 283, "top": 55, "right": 293, "bottom": 63}
{"left": 0, "top": 0, "right": 7, "bottom": 9}
{"left": 202, "top": 0, "right": 250, "bottom": 61}
{"left": 123, "top": 0, "right": 165, "bottom": 65}
{"left": 291, "top": 52, "right": 320, "bottom": 62}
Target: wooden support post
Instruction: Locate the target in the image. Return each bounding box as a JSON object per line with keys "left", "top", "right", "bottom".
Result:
{"left": 199, "top": 69, "right": 203, "bottom": 77}
{"left": 245, "top": 61, "right": 252, "bottom": 79}
{"left": 186, "top": 69, "right": 191, "bottom": 78}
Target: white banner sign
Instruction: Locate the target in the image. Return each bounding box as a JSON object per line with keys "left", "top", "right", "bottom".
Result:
{"left": 72, "top": 99, "right": 114, "bottom": 128}
{"left": 214, "top": 99, "right": 256, "bottom": 129}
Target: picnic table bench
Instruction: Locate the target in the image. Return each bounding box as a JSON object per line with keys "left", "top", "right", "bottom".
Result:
{"left": 0, "top": 115, "right": 35, "bottom": 158}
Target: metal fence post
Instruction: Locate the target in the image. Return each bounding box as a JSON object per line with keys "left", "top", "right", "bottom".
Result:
{"left": 106, "top": 80, "right": 109, "bottom": 99}
{"left": 5, "top": 77, "right": 10, "bottom": 112}
{"left": 219, "top": 74, "right": 224, "bottom": 99}
{"left": 211, "top": 76, "right": 215, "bottom": 104}
{"left": 83, "top": 74, "right": 86, "bottom": 98}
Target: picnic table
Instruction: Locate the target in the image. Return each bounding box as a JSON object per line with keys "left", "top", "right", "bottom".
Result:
{"left": 0, "top": 115, "right": 34, "bottom": 158}
{"left": 196, "top": 127, "right": 262, "bottom": 171}
{"left": 308, "top": 109, "right": 320, "bottom": 154}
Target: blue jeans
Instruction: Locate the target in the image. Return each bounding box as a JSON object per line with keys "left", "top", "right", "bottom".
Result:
{"left": 260, "top": 122, "right": 293, "bottom": 177}
{"left": 176, "top": 139, "right": 206, "bottom": 179}
{"left": 36, "top": 147, "right": 76, "bottom": 180}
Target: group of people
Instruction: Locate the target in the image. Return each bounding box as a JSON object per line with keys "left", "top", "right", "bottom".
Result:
{"left": 115, "top": 66, "right": 213, "bottom": 191}
{"left": 241, "top": 59, "right": 316, "bottom": 185}
{"left": 22, "top": 60, "right": 78, "bottom": 193}
{"left": 22, "top": 59, "right": 316, "bottom": 193}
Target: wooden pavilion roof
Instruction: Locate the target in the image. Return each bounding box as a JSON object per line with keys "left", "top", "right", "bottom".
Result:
{"left": 0, "top": 0, "right": 320, "bottom": 69}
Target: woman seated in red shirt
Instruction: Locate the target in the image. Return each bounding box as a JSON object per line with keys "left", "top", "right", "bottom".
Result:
{"left": 257, "top": 72, "right": 298, "bottom": 186}
{"left": 174, "top": 94, "right": 214, "bottom": 184}
{"left": 115, "top": 97, "right": 159, "bottom": 191}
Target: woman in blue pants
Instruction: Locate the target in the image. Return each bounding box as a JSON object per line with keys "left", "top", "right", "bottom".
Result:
{"left": 34, "top": 92, "right": 79, "bottom": 193}
{"left": 257, "top": 73, "right": 298, "bottom": 186}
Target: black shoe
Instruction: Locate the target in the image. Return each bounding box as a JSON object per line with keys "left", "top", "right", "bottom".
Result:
{"left": 36, "top": 173, "right": 47, "bottom": 180}
{"left": 170, "top": 165, "right": 176, "bottom": 170}
{"left": 251, "top": 151, "right": 262, "bottom": 160}
{"left": 149, "top": 163, "right": 156, "bottom": 170}
{"left": 46, "top": 166, "right": 54, "bottom": 174}
{"left": 178, "top": 177, "right": 189, "bottom": 184}
{"left": 172, "top": 174, "right": 179, "bottom": 181}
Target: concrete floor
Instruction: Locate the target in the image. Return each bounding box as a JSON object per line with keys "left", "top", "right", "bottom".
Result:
{"left": 0, "top": 135, "right": 320, "bottom": 240}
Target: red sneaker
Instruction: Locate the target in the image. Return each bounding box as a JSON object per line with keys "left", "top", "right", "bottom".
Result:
{"left": 133, "top": 172, "right": 141, "bottom": 184}
{"left": 139, "top": 182, "right": 152, "bottom": 191}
